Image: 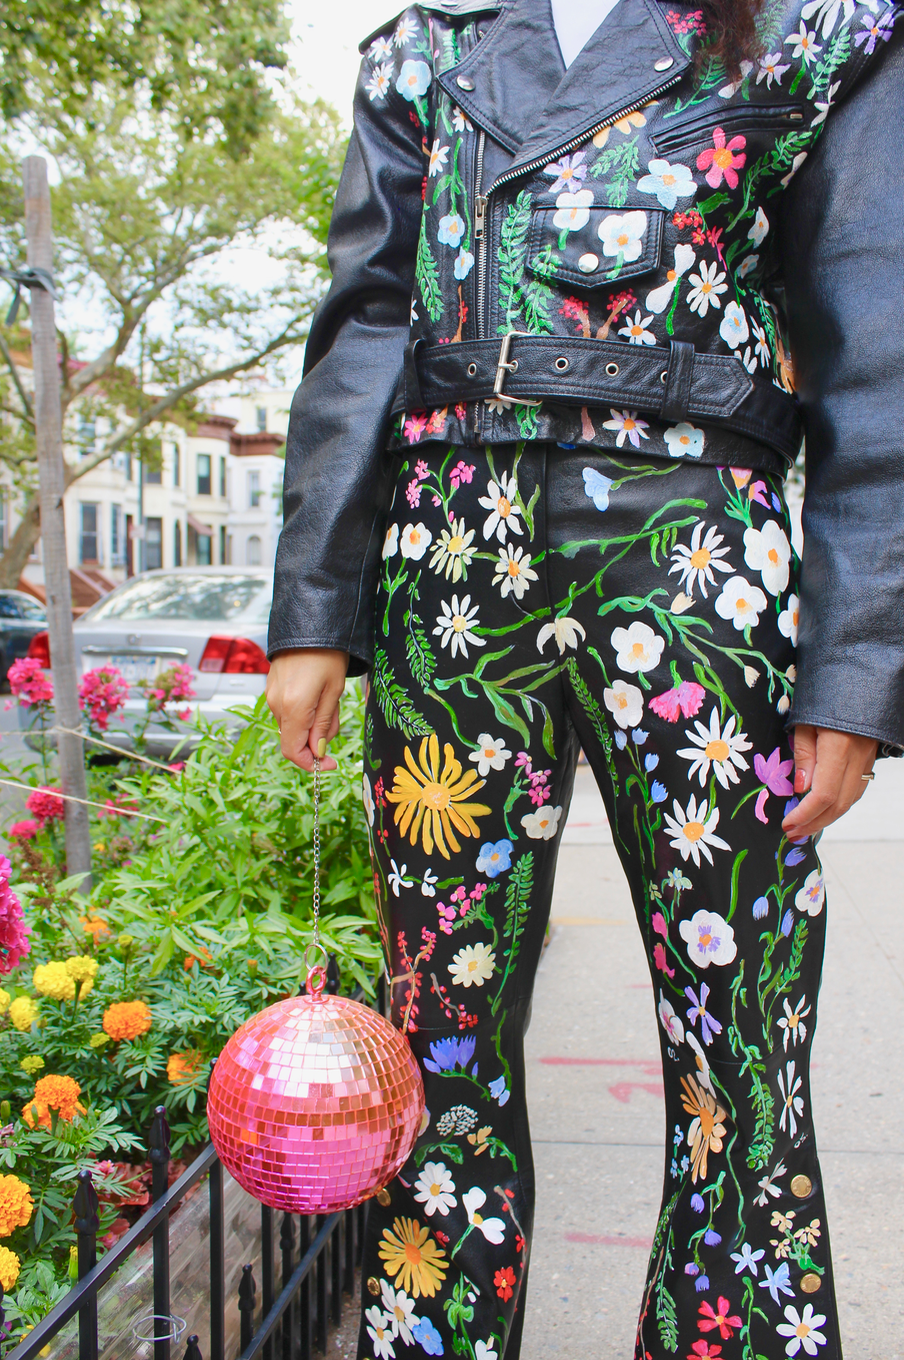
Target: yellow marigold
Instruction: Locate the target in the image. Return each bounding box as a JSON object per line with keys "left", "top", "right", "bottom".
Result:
{"left": 64, "top": 956, "right": 98, "bottom": 983}
{"left": 0, "top": 1174, "right": 33, "bottom": 1237}
{"left": 166, "top": 1051, "right": 202, "bottom": 1086}
{"left": 78, "top": 978, "right": 94, "bottom": 1001}
{"left": 20, "top": 1055, "right": 44, "bottom": 1076}
{"left": 102, "top": 1000, "right": 152, "bottom": 1041}
{"left": 8, "top": 996, "right": 38, "bottom": 1031}
{"left": 0, "top": 988, "right": 10, "bottom": 1015}
{"left": 79, "top": 914, "right": 112, "bottom": 942}
{"left": 33, "top": 963, "right": 76, "bottom": 1002}
{"left": 0, "top": 1244, "right": 20, "bottom": 1290}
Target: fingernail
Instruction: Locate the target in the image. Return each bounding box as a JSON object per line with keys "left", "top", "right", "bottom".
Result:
{"left": 794, "top": 767, "right": 809, "bottom": 794}
{"left": 317, "top": 738, "right": 327, "bottom": 758}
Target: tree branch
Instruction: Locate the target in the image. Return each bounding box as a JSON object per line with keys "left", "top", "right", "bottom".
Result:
{"left": 0, "top": 329, "right": 35, "bottom": 423}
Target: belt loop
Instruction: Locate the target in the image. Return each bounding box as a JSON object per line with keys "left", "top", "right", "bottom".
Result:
{"left": 402, "top": 338, "right": 425, "bottom": 411}
{"left": 661, "top": 339, "right": 695, "bottom": 423}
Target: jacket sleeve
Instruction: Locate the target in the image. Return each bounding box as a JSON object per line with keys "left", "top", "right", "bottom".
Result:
{"left": 778, "top": 30, "right": 904, "bottom": 753}
{"left": 268, "top": 47, "right": 424, "bottom": 673}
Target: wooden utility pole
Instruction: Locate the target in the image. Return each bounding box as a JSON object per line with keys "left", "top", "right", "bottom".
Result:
{"left": 22, "top": 156, "right": 92, "bottom": 885}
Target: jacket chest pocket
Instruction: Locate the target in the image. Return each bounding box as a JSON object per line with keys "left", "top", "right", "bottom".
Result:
{"left": 649, "top": 101, "right": 805, "bottom": 158}
{"left": 526, "top": 204, "right": 665, "bottom": 290}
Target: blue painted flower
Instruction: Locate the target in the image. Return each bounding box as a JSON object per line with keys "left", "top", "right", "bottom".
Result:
{"left": 690, "top": 1194, "right": 705, "bottom": 1213}
{"left": 731, "top": 1242, "right": 765, "bottom": 1276}
{"left": 694, "top": 1274, "right": 710, "bottom": 1292}
{"left": 785, "top": 845, "right": 807, "bottom": 866}
{"left": 760, "top": 1260, "right": 794, "bottom": 1303}
{"left": 437, "top": 213, "right": 466, "bottom": 247}
{"left": 396, "top": 59, "right": 431, "bottom": 100}
{"left": 780, "top": 909, "right": 794, "bottom": 937}
{"left": 476, "top": 839, "right": 513, "bottom": 878}
{"left": 489, "top": 1074, "right": 510, "bottom": 1105}
{"left": 644, "top": 752, "right": 659, "bottom": 771}
{"left": 454, "top": 248, "right": 475, "bottom": 280}
{"left": 412, "top": 1317, "right": 444, "bottom": 1355}
{"left": 685, "top": 982, "right": 722, "bottom": 1046}
{"left": 614, "top": 730, "right": 627, "bottom": 750}
{"left": 424, "top": 1035, "right": 476, "bottom": 1074}
{"left": 684, "top": 1262, "right": 699, "bottom": 1276}
{"left": 752, "top": 895, "right": 769, "bottom": 920}
{"left": 582, "top": 467, "right": 613, "bottom": 511}
{"left": 632, "top": 729, "right": 648, "bottom": 745}
{"left": 650, "top": 781, "right": 668, "bottom": 803}
{"left": 703, "top": 1228, "right": 721, "bottom": 1246}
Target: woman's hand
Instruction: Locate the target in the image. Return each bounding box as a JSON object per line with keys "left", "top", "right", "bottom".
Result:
{"left": 265, "top": 648, "right": 349, "bottom": 771}
{"left": 782, "top": 724, "right": 878, "bottom": 840}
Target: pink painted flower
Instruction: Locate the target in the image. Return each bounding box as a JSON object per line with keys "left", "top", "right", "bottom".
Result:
{"left": 403, "top": 414, "right": 427, "bottom": 443}
{"left": 753, "top": 747, "right": 794, "bottom": 823}
{"left": 0, "top": 855, "right": 29, "bottom": 973}
{"left": 8, "top": 657, "right": 53, "bottom": 706}
{"left": 8, "top": 820, "right": 40, "bottom": 840}
{"left": 696, "top": 128, "right": 747, "bottom": 190}
{"left": 405, "top": 479, "right": 422, "bottom": 508}
{"left": 748, "top": 479, "right": 770, "bottom": 508}
{"left": 653, "top": 942, "right": 675, "bottom": 978}
{"left": 650, "top": 681, "right": 706, "bottom": 723}
{"left": 652, "top": 911, "right": 668, "bottom": 939}
{"left": 25, "top": 787, "right": 65, "bottom": 824}
{"left": 415, "top": 460, "right": 429, "bottom": 480}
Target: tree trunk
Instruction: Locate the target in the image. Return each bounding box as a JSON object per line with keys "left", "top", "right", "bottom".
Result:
{"left": 0, "top": 497, "right": 41, "bottom": 588}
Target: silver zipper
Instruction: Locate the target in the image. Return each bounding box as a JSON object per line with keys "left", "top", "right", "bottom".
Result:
{"left": 474, "top": 130, "right": 487, "bottom": 341}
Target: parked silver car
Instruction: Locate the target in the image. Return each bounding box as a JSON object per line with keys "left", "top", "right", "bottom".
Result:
{"left": 23, "top": 568, "right": 272, "bottom": 756}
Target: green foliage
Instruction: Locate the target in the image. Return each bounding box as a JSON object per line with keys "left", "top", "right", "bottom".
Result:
{"left": 416, "top": 216, "right": 444, "bottom": 323}
{"left": 372, "top": 647, "right": 435, "bottom": 739}
{"left": 590, "top": 137, "right": 640, "bottom": 206}
{"left": 496, "top": 190, "right": 533, "bottom": 334}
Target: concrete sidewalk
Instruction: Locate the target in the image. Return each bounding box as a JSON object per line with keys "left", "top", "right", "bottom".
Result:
{"left": 522, "top": 760, "right": 904, "bottom": 1359}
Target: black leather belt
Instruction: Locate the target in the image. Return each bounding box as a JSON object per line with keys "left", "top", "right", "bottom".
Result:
{"left": 392, "top": 335, "right": 801, "bottom": 465}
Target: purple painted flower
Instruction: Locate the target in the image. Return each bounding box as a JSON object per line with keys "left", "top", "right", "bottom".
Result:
{"left": 781, "top": 909, "right": 794, "bottom": 937}
{"left": 691, "top": 1194, "right": 705, "bottom": 1213}
{"left": 785, "top": 845, "right": 807, "bottom": 867}
{"left": 685, "top": 982, "right": 723, "bottom": 1045}
{"left": 753, "top": 895, "right": 769, "bottom": 920}
{"left": 685, "top": 1262, "right": 700, "bottom": 1276}
{"left": 695, "top": 1274, "right": 710, "bottom": 1292}
{"left": 704, "top": 1229, "right": 722, "bottom": 1246}
{"left": 424, "top": 1035, "right": 476, "bottom": 1073}
{"left": 855, "top": 8, "right": 896, "bottom": 54}
{"left": 753, "top": 746, "right": 794, "bottom": 823}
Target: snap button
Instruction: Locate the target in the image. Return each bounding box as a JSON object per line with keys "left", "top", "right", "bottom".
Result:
{"left": 456, "top": 74, "right": 475, "bottom": 91}
{"left": 367, "top": 1277, "right": 381, "bottom": 1296}
{"left": 660, "top": 370, "right": 668, "bottom": 383}
{"left": 555, "top": 357, "right": 569, "bottom": 372}
{"left": 654, "top": 56, "right": 675, "bottom": 71}
{"left": 578, "top": 252, "right": 599, "bottom": 273}
{"left": 800, "top": 1274, "right": 822, "bottom": 1294}
{"left": 790, "top": 1174, "right": 813, "bottom": 1198}
{"left": 467, "top": 362, "right": 478, "bottom": 377}
{"left": 605, "top": 362, "right": 619, "bottom": 376}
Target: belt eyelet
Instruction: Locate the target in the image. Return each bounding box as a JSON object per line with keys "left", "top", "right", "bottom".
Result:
{"left": 660, "top": 370, "right": 668, "bottom": 384}
{"left": 467, "top": 362, "right": 478, "bottom": 377}
{"left": 555, "top": 356, "right": 569, "bottom": 372}
{"left": 605, "top": 362, "right": 619, "bottom": 377}
{"left": 508, "top": 358, "right": 518, "bottom": 373}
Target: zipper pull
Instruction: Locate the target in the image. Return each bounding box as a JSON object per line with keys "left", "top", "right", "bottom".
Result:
{"left": 474, "top": 195, "right": 487, "bottom": 240}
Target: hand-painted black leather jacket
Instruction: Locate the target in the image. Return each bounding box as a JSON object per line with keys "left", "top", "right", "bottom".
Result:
{"left": 270, "top": 0, "right": 904, "bottom": 752}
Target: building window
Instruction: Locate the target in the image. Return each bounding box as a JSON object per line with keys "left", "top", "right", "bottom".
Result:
{"left": 246, "top": 534, "right": 262, "bottom": 566}
{"left": 77, "top": 416, "right": 95, "bottom": 457}
{"left": 111, "top": 504, "right": 125, "bottom": 566}
{"left": 196, "top": 533, "right": 212, "bottom": 566}
{"left": 256, "top": 406, "right": 267, "bottom": 431}
{"left": 248, "top": 469, "right": 262, "bottom": 509}
{"left": 145, "top": 462, "right": 162, "bottom": 485}
{"left": 219, "top": 456, "right": 227, "bottom": 498}
{"left": 80, "top": 503, "right": 99, "bottom": 563}
{"left": 125, "top": 453, "right": 133, "bottom": 481}
{"left": 146, "top": 517, "right": 163, "bottom": 571}
{"left": 173, "top": 519, "right": 182, "bottom": 567}
{"left": 197, "top": 453, "right": 211, "bottom": 496}
{"left": 173, "top": 446, "right": 180, "bottom": 487}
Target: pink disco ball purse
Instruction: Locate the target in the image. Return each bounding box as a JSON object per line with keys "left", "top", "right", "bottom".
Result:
{"left": 207, "top": 760, "right": 423, "bottom": 1214}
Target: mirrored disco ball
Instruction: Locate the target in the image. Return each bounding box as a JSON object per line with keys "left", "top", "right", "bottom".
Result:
{"left": 208, "top": 985, "right": 424, "bottom": 1213}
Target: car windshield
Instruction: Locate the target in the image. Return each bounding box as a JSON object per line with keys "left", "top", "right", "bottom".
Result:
{"left": 86, "top": 574, "right": 272, "bottom": 623}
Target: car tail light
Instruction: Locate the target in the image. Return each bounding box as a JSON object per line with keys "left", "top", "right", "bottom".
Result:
{"left": 199, "top": 635, "right": 270, "bottom": 675}
{"left": 27, "top": 632, "right": 51, "bottom": 667}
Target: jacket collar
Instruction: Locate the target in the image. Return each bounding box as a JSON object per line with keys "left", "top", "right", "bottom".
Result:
{"left": 437, "top": 0, "right": 691, "bottom": 168}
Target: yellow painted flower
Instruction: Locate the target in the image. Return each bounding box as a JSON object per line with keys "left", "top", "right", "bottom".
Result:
{"left": 8, "top": 996, "right": 38, "bottom": 1031}
{"left": 387, "top": 733, "right": 490, "bottom": 859}
{"left": 0, "top": 1174, "right": 33, "bottom": 1237}
{"left": 33, "top": 963, "right": 76, "bottom": 1002}
{"left": 0, "top": 988, "right": 10, "bottom": 1015}
{"left": 593, "top": 105, "right": 652, "bottom": 147}
{"left": 680, "top": 1073, "right": 728, "bottom": 1183}
{"left": 64, "top": 956, "right": 99, "bottom": 984}
{"left": 377, "top": 1216, "right": 447, "bottom": 1298}
{"left": 20, "top": 1055, "right": 44, "bottom": 1076}
{"left": 0, "top": 1244, "right": 20, "bottom": 1290}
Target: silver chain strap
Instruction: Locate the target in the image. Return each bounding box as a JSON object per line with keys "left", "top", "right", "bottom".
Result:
{"left": 303, "top": 756, "right": 328, "bottom": 985}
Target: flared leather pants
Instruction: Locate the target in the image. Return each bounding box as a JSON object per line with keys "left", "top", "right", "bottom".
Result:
{"left": 356, "top": 442, "right": 838, "bottom": 1360}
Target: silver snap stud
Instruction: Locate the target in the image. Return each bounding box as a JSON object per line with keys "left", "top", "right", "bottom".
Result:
{"left": 605, "top": 362, "right": 619, "bottom": 377}
{"left": 467, "top": 362, "right": 478, "bottom": 377}
{"left": 456, "top": 75, "right": 475, "bottom": 91}
{"left": 578, "top": 252, "right": 599, "bottom": 273}
{"left": 654, "top": 56, "right": 675, "bottom": 72}
{"left": 555, "top": 357, "right": 569, "bottom": 372}
{"left": 660, "top": 370, "right": 668, "bottom": 383}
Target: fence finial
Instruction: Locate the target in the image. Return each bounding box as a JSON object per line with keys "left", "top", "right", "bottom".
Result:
{"left": 183, "top": 1333, "right": 203, "bottom": 1360}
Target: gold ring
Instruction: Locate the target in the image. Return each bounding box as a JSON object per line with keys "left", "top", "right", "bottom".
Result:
{"left": 862, "top": 771, "right": 875, "bottom": 781}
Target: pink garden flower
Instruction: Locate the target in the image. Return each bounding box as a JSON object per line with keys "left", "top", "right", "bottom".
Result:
{"left": 8, "top": 657, "right": 53, "bottom": 707}
{"left": 697, "top": 128, "right": 747, "bottom": 190}
{"left": 79, "top": 666, "right": 129, "bottom": 732}
{"left": 25, "top": 787, "right": 65, "bottom": 824}
{"left": 0, "top": 854, "right": 29, "bottom": 973}
{"left": 8, "top": 820, "right": 39, "bottom": 840}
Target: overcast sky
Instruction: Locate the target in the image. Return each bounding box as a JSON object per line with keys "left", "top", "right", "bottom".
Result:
{"left": 289, "top": 0, "right": 395, "bottom": 121}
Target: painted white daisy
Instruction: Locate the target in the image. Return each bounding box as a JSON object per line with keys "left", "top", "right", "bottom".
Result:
{"left": 393, "top": 14, "right": 416, "bottom": 45}
{"left": 451, "top": 105, "right": 473, "bottom": 131}
{"left": 433, "top": 594, "right": 485, "bottom": 658}
{"left": 665, "top": 796, "right": 731, "bottom": 868}
{"left": 448, "top": 941, "right": 496, "bottom": 987}
{"left": 756, "top": 51, "right": 791, "bottom": 87}
{"left": 611, "top": 620, "right": 665, "bottom": 674}
{"left": 714, "top": 575, "right": 768, "bottom": 630}
{"left": 430, "top": 517, "right": 476, "bottom": 581}
{"left": 362, "top": 774, "right": 375, "bottom": 827}
{"left": 428, "top": 139, "right": 450, "bottom": 176}
{"left": 777, "top": 1060, "right": 804, "bottom": 1138}
{"left": 778, "top": 593, "right": 800, "bottom": 645}
{"left": 755, "top": 1160, "right": 787, "bottom": 1207}
{"left": 677, "top": 707, "right": 752, "bottom": 788}
{"left": 368, "top": 35, "right": 394, "bottom": 61}
{"left": 382, "top": 522, "right": 399, "bottom": 559}
{"left": 400, "top": 521, "right": 431, "bottom": 560}
{"left": 462, "top": 1186, "right": 506, "bottom": 1243}
{"left": 686, "top": 1030, "right": 714, "bottom": 1092}
{"left": 669, "top": 522, "right": 733, "bottom": 598}
{"left": 478, "top": 473, "right": 523, "bottom": 542}
{"left": 365, "top": 1305, "right": 396, "bottom": 1360}
{"left": 388, "top": 859, "right": 413, "bottom": 896}
{"left": 784, "top": 21, "right": 822, "bottom": 64}
{"left": 603, "top": 678, "right": 644, "bottom": 729}
{"left": 752, "top": 318, "right": 770, "bottom": 366}
{"left": 658, "top": 992, "right": 685, "bottom": 1045}
{"left": 602, "top": 408, "right": 650, "bottom": 448}
{"left": 520, "top": 805, "right": 563, "bottom": 839}
{"left": 552, "top": 188, "right": 594, "bottom": 233}
{"left": 645, "top": 243, "right": 696, "bottom": 313}
{"left": 493, "top": 543, "right": 538, "bottom": 599}
{"left": 618, "top": 309, "right": 656, "bottom": 346}
{"left": 598, "top": 210, "right": 648, "bottom": 263}
{"left": 468, "top": 733, "right": 512, "bottom": 777}
{"left": 413, "top": 1161, "right": 457, "bottom": 1216}
{"left": 744, "top": 520, "right": 791, "bottom": 595}
{"left": 536, "top": 615, "right": 586, "bottom": 655}
{"left": 380, "top": 1282, "right": 419, "bottom": 1345}
{"left": 686, "top": 260, "right": 728, "bottom": 316}
{"left": 778, "top": 995, "right": 811, "bottom": 1051}
{"left": 776, "top": 1302, "right": 827, "bottom": 1357}
{"left": 366, "top": 61, "right": 394, "bottom": 102}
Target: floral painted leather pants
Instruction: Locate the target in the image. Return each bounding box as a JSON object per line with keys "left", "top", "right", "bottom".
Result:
{"left": 357, "top": 442, "right": 838, "bottom": 1360}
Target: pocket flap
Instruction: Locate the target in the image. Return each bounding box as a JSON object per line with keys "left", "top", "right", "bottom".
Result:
{"left": 526, "top": 204, "right": 664, "bottom": 290}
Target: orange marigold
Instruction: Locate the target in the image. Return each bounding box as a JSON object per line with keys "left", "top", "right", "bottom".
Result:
{"left": 79, "top": 914, "right": 112, "bottom": 942}
{"left": 183, "top": 946, "right": 213, "bottom": 972}
{"left": 166, "top": 1050, "right": 202, "bottom": 1085}
{"left": 0, "top": 1175, "right": 33, "bottom": 1237}
{"left": 22, "top": 1074, "right": 86, "bottom": 1129}
{"left": 102, "top": 1000, "right": 152, "bottom": 1041}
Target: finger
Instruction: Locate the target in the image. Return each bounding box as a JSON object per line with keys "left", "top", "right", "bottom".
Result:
{"left": 303, "top": 681, "right": 345, "bottom": 773}
{"left": 783, "top": 730, "right": 846, "bottom": 837}
{"left": 791, "top": 723, "right": 818, "bottom": 796}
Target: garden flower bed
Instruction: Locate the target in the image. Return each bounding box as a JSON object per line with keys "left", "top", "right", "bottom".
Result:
{"left": 0, "top": 665, "right": 379, "bottom": 1345}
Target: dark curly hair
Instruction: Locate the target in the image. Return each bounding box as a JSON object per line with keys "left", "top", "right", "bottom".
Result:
{"left": 699, "top": 0, "right": 766, "bottom": 76}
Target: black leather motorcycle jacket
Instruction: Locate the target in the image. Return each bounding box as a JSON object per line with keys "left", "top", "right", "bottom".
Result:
{"left": 270, "top": 0, "right": 904, "bottom": 752}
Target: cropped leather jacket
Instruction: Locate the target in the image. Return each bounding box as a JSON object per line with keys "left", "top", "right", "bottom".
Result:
{"left": 270, "top": 0, "right": 904, "bottom": 752}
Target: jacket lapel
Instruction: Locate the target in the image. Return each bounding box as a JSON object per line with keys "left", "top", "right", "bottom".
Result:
{"left": 438, "top": 0, "right": 691, "bottom": 166}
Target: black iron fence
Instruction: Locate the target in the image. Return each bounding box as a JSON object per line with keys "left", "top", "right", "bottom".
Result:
{"left": 0, "top": 1106, "right": 364, "bottom": 1360}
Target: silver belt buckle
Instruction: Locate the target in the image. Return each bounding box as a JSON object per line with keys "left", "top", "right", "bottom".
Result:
{"left": 492, "top": 331, "right": 542, "bottom": 408}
